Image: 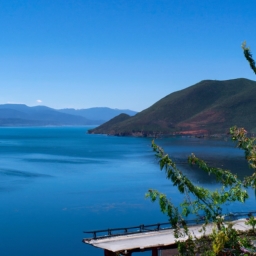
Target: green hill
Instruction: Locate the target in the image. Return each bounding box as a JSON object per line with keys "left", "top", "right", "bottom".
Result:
{"left": 88, "top": 78, "right": 256, "bottom": 136}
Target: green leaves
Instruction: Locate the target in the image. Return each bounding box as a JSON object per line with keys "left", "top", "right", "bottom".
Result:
{"left": 230, "top": 126, "right": 256, "bottom": 188}
{"left": 146, "top": 43, "right": 256, "bottom": 255}
{"left": 188, "top": 153, "right": 239, "bottom": 187}
{"left": 149, "top": 138, "right": 250, "bottom": 231}
{"left": 245, "top": 216, "right": 256, "bottom": 232}
{"left": 146, "top": 189, "right": 181, "bottom": 228}
{"left": 242, "top": 42, "right": 256, "bottom": 75}
{"left": 146, "top": 189, "right": 158, "bottom": 202}
{"left": 148, "top": 123, "right": 256, "bottom": 255}
{"left": 147, "top": 42, "right": 256, "bottom": 255}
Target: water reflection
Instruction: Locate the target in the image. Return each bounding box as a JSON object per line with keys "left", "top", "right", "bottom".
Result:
{"left": 155, "top": 137, "right": 251, "bottom": 185}
{"left": 0, "top": 168, "right": 52, "bottom": 178}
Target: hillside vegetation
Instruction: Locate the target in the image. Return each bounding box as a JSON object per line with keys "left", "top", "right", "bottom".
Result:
{"left": 88, "top": 78, "right": 256, "bottom": 136}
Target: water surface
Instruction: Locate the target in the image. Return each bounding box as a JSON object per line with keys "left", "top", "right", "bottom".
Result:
{"left": 0, "top": 127, "right": 254, "bottom": 255}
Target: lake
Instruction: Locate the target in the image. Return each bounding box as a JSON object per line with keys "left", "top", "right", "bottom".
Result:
{"left": 0, "top": 127, "right": 254, "bottom": 256}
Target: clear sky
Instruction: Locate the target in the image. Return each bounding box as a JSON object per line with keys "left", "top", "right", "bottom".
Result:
{"left": 1, "top": 0, "right": 256, "bottom": 111}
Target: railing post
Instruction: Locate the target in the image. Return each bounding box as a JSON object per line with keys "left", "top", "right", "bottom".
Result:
{"left": 104, "top": 249, "right": 116, "bottom": 256}
{"left": 152, "top": 248, "right": 158, "bottom": 256}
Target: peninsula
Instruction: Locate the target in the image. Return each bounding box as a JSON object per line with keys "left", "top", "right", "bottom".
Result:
{"left": 88, "top": 78, "right": 256, "bottom": 136}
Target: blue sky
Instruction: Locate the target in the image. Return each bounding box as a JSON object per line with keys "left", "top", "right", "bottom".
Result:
{"left": 1, "top": 0, "right": 256, "bottom": 111}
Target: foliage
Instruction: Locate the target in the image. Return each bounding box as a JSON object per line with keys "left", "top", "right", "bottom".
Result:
{"left": 147, "top": 128, "right": 256, "bottom": 255}
{"left": 242, "top": 42, "right": 256, "bottom": 75}
{"left": 246, "top": 216, "right": 256, "bottom": 233}
{"left": 211, "top": 228, "right": 229, "bottom": 254}
{"left": 146, "top": 44, "right": 256, "bottom": 255}
{"left": 146, "top": 140, "right": 248, "bottom": 227}
{"left": 230, "top": 126, "right": 256, "bottom": 188}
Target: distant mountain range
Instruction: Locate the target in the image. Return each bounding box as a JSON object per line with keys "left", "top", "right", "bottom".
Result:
{"left": 88, "top": 78, "right": 256, "bottom": 136}
{"left": 0, "top": 104, "right": 137, "bottom": 126}
{"left": 58, "top": 107, "right": 137, "bottom": 123}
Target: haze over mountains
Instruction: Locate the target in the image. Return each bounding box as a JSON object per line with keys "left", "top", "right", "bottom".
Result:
{"left": 0, "top": 105, "right": 137, "bottom": 126}
{"left": 59, "top": 108, "right": 137, "bottom": 123}
{"left": 89, "top": 78, "right": 256, "bottom": 136}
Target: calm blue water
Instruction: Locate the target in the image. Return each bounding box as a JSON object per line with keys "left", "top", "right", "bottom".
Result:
{"left": 0, "top": 127, "right": 255, "bottom": 256}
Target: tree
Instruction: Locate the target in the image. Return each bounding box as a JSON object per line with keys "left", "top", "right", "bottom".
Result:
{"left": 146, "top": 43, "right": 256, "bottom": 255}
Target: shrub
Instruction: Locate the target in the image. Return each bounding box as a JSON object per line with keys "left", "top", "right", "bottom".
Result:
{"left": 146, "top": 43, "right": 256, "bottom": 255}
